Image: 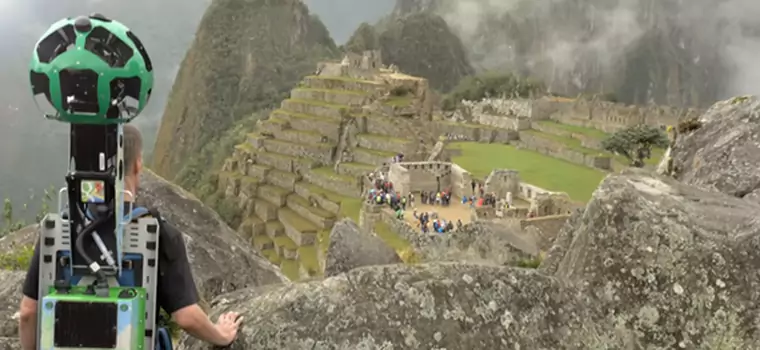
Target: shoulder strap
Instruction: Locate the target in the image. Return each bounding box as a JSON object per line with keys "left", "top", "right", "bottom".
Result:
{"left": 123, "top": 206, "right": 158, "bottom": 222}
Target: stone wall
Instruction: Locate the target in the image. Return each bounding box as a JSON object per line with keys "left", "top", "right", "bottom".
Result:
{"left": 450, "top": 163, "right": 472, "bottom": 199}
{"left": 462, "top": 98, "right": 533, "bottom": 118}
{"left": 484, "top": 169, "right": 520, "bottom": 199}
{"left": 388, "top": 161, "right": 453, "bottom": 195}
{"left": 519, "top": 215, "right": 571, "bottom": 251}
{"left": 435, "top": 122, "right": 518, "bottom": 143}
{"left": 518, "top": 132, "right": 612, "bottom": 170}
{"left": 475, "top": 114, "right": 532, "bottom": 131}
{"left": 533, "top": 97, "right": 703, "bottom": 132}
{"left": 462, "top": 97, "right": 703, "bottom": 134}
{"left": 517, "top": 182, "right": 558, "bottom": 201}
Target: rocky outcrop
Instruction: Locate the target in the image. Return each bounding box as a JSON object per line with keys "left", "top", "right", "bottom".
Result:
{"left": 0, "top": 271, "right": 25, "bottom": 338}
{"left": 153, "top": 0, "right": 338, "bottom": 181}
{"left": 137, "top": 169, "right": 287, "bottom": 299}
{"left": 323, "top": 219, "right": 400, "bottom": 277}
{"left": 543, "top": 168, "right": 760, "bottom": 348}
{"left": 670, "top": 96, "right": 760, "bottom": 200}
{"left": 180, "top": 263, "right": 598, "bottom": 350}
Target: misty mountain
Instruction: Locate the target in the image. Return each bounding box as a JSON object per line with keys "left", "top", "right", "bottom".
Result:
{"left": 391, "top": 0, "right": 760, "bottom": 106}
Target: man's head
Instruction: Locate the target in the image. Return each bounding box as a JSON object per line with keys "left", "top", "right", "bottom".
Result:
{"left": 123, "top": 124, "right": 143, "bottom": 182}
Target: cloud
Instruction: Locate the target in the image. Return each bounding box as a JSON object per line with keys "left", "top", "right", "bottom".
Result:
{"left": 431, "top": 0, "right": 760, "bottom": 101}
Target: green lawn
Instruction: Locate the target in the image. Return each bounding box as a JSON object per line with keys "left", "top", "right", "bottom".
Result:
{"left": 448, "top": 142, "right": 606, "bottom": 202}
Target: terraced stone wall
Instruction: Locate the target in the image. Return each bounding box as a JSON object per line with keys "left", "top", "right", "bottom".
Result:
{"left": 518, "top": 132, "right": 612, "bottom": 170}
{"left": 435, "top": 121, "right": 518, "bottom": 143}
{"left": 533, "top": 98, "right": 702, "bottom": 132}
{"left": 465, "top": 97, "right": 702, "bottom": 134}
{"left": 475, "top": 114, "right": 532, "bottom": 131}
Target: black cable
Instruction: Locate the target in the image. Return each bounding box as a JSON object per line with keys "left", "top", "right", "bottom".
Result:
{"left": 74, "top": 209, "right": 113, "bottom": 282}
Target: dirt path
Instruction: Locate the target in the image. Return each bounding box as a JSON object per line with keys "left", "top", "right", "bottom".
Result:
{"left": 403, "top": 202, "right": 473, "bottom": 227}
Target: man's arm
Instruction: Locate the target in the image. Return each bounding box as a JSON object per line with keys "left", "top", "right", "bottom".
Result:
{"left": 19, "top": 240, "right": 41, "bottom": 350}
{"left": 157, "top": 221, "right": 232, "bottom": 346}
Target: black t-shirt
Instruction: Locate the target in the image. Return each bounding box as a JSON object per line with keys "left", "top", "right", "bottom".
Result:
{"left": 22, "top": 213, "right": 199, "bottom": 315}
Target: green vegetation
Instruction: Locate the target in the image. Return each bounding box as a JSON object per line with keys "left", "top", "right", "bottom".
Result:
{"left": 442, "top": 72, "right": 544, "bottom": 110}
{"left": 0, "top": 244, "right": 34, "bottom": 270}
{"left": 515, "top": 253, "right": 544, "bottom": 269}
{"left": 534, "top": 120, "right": 609, "bottom": 139}
{"left": 2, "top": 186, "right": 54, "bottom": 235}
{"left": 373, "top": 222, "right": 417, "bottom": 264}
{"left": 602, "top": 125, "right": 669, "bottom": 168}
{"left": 521, "top": 130, "right": 602, "bottom": 156}
{"left": 280, "top": 259, "right": 300, "bottom": 280}
{"left": 0, "top": 188, "right": 54, "bottom": 271}
{"left": 448, "top": 142, "right": 605, "bottom": 202}
{"left": 343, "top": 22, "right": 380, "bottom": 53}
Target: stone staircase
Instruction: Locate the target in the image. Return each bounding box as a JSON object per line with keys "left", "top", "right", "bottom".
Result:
{"left": 216, "top": 74, "right": 431, "bottom": 280}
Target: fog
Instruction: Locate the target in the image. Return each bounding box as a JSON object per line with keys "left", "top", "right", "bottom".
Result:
{"left": 438, "top": 0, "right": 760, "bottom": 98}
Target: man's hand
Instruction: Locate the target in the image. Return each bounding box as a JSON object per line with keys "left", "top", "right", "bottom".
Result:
{"left": 214, "top": 312, "right": 243, "bottom": 346}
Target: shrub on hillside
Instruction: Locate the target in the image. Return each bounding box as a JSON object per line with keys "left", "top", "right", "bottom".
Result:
{"left": 442, "top": 72, "right": 545, "bottom": 110}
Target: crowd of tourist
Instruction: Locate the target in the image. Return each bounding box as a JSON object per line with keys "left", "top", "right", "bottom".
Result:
{"left": 364, "top": 170, "right": 517, "bottom": 236}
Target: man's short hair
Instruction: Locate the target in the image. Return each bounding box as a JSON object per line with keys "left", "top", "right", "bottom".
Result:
{"left": 123, "top": 124, "right": 143, "bottom": 174}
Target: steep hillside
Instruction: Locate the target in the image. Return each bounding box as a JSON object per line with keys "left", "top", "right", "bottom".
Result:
{"left": 390, "top": 0, "right": 760, "bottom": 107}
{"left": 152, "top": 0, "right": 339, "bottom": 185}
{"left": 345, "top": 13, "right": 473, "bottom": 92}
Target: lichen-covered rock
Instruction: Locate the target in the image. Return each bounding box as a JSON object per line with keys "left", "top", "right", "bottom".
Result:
{"left": 179, "top": 263, "right": 605, "bottom": 350}
{"left": 545, "top": 168, "right": 760, "bottom": 348}
{"left": 0, "top": 271, "right": 26, "bottom": 338}
{"left": 0, "top": 338, "right": 20, "bottom": 350}
{"left": 671, "top": 96, "right": 760, "bottom": 199}
{"left": 137, "top": 169, "right": 287, "bottom": 300}
{"left": 324, "top": 219, "right": 401, "bottom": 277}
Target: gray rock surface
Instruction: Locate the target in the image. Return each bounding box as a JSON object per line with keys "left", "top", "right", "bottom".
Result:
{"left": 0, "top": 271, "right": 25, "bottom": 338}
{"left": 0, "top": 338, "right": 19, "bottom": 350}
{"left": 180, "top": 263, "right": 599, "bottom": 350}
{"left": 671, "top": 96, "right": 760, "bottom": 198}
{"left": 544, "top": 168, "right": 760, "bottom": 348}
{"left": 324, "top": 219, "right": 401, "bottom": 277}
{"left": 137, "top": 169, "right": 288, "bottom": 300}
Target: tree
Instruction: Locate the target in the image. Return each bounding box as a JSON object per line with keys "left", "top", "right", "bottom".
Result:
{"left": 602, "top": 125, "right": 669, "bottom": 168}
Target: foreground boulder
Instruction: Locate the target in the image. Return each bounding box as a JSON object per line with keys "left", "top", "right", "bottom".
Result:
{"left": 324, "top": 219, "right": 401, "bottom": 277}
{"left": 180, "top": 263, "right": 602, "bottom": 350}
{"left": 544, "top": 168, "right": 760, "bottom": 348}
{"left": 138, "top": 169, "right": 287, "bottom": 299}
{"left": 671, "top": 95, "right": 760, "bottom": 199}
{"left": 0, "top": 271, "right": 25, "bottom": 338}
